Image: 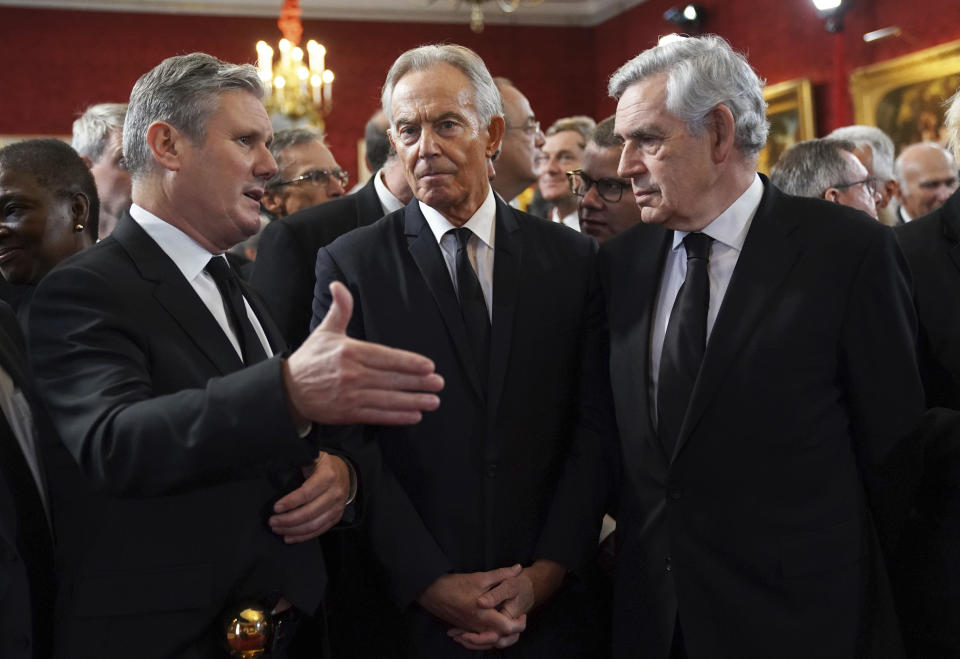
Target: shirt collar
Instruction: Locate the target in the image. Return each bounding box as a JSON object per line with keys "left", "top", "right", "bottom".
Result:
{"left": 128, "top": 203, "right": 218, "bottom": 282}
{"left": 373, "top": 168, "right": 405, "bottom": 214}
{"left": 419, "top": 185, "right": 496, "bottom": 249}
{"left": 672, "top": 173, "right": 763, "bottom": 252}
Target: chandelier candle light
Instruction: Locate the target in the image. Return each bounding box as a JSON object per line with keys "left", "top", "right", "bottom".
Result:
{"left": 256, "top": 0, "right": 334, "bottom": 127}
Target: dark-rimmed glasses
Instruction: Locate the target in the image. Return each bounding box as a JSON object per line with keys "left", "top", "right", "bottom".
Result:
{"left": 566, "top": 169, "right": 631, "bottom": 204}
{"left": 505, "top": 120, "right": 542, "bottom": 136}
{"left": 269, "top": 168, "right": 349, "bottom": 190}
{"left": 831, "top": 177, "right": 879, "bottom": 197}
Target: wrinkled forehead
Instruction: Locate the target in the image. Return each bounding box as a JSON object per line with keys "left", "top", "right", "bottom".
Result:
{"left": 391, "top": 64, "right": 478, "bottom": 124}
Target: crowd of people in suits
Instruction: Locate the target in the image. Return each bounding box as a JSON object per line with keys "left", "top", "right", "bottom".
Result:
{"left": 1, "top": 31, "right": 960, "bottom": 659}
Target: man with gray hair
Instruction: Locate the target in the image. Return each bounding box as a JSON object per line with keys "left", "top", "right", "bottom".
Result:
{"left": 261, "top": 126, "right": 347, "bottom": 219}
{"left": 569, "top": 34, "right": 924, "bottom": 658}
{"left": 828, "top": 124, "right": 898, "bottom": 224}
{"left": 72, "top": 102, "right": 131, "bottom": 239}
{"left": 535, "top": 115, "right": 595, "bottom": 229}
{"left": 893, "top": 89, "right": 960, "bottom": 658}
{"left": 893, "top": 141, "right": 958, "bottom": 223}
{"left": 311, "top": 43, "right": 610, "bottom": 657}
{"left": 770, "top": 137, "right": 881, "bottom": 219}
{"left": 27, "top": 52, "right": 443, "bottom": 657}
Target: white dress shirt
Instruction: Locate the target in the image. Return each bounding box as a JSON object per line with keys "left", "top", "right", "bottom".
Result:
{"left": 550, "top": 207, "right": 582, "bottom": 231}
{"left": 129, "top": 204, "right": 272, "bottom": 361}
{"left": 419, "top": 186, "right": 496, "bottom": 321}
{"left": 649, "top": 174, "right": 764, "bottom": 415}
{"left": 373, "top": 168, "right": 406, "bottom": 215}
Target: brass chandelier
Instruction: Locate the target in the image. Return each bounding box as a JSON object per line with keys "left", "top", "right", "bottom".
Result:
{"left": 417, "top": 0, "right": 547, "bottom": 33}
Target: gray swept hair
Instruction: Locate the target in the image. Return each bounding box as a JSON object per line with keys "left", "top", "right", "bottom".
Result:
{"left": 123, "top": 52, "right": 263, "bottom": 179}
{"left": 267, "top": 127, "right": 327, "bottom": 183}
{"left": 381, "top": 44, "right": 503, "bottom": 128}
{"left": 828, "top": 125, "right": 895, "bottom": 181}
{"left": 770, "top": 138, "right": 858, "bottom": 198}
{"left": 72, "top": 103, "right": 127, "bottom": 162}
{"left": 945, "top": 89, "right": 960, "bottom": 163}
{"left": 608, "top": 34, "right": 768, "bottom": 156}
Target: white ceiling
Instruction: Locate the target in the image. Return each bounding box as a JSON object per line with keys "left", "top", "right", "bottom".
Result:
{"left": 2, "top": 0, "right": 649, "bottom": 27}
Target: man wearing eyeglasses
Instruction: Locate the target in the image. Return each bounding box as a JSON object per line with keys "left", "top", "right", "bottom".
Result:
{"left": 568, "top": 115, "right": 642, "bottom": 243}
{"left": 491, "top": 78, "right": 545, "bottom": 204}
{"left": 261, "top": 127, "right": 348, "bottom": 220}
{"left": 770, "top": 137, "right": 881, "bottom": 219}
{"left": 535, "top": 116, "right": 595, "bottom": 230}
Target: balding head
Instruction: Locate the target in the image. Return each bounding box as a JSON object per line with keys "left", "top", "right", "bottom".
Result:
{"left": 491, "top": 78, "right": 544, "bottom": 201}
{"left": 895, "top": 142, "right": 958, "bottom": 220}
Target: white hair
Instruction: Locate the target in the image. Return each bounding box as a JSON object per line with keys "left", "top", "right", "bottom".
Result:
{"left": 828, "top": 125, "right": 895, "bottom": 181}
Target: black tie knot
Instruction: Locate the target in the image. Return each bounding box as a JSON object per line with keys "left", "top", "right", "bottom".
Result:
{"left": 683, "top": 232, "right": 712, "bottom": 261}
{"left": 452, "top": 226, "right": 473, "bottom": 252}
{"left": 205, "top": 255, "right": 235, "bottom": 285}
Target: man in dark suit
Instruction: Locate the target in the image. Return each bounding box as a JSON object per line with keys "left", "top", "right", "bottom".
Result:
{"left": 0, "top": 300, "right": 55, "bottom": 659}
{"left": 590, "top": 36, "right": 924, "bottom": 658}
{"left": 26, "top": 52, "right": 443, "bottom": 659}
{"left": 252, "top": 139, "right": 413, "bottom": 349}
{"left": 311, "top": 44, "right": 612, "bottom": 657}
{"left": 891, "top": 88, "right": 960, "bottom": 658}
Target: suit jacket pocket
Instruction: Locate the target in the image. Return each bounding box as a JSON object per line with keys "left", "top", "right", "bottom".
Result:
{"left": 779, "top": 519, "right": 864, "bottom": 578}
{"left": 72, "top": 563, "right": 213, "bottom": 617}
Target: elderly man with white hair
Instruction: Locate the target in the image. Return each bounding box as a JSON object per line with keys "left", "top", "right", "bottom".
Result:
{"left": 828, "top": 124, "right": 898, "bottom": 224}
{"left": 72, "top": 102, "right": 131, "bottom": 239}
{"left": 893, "top": 89, "right": 960, "bottom": 658}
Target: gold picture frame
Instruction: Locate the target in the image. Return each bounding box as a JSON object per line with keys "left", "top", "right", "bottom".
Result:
{"left": 758, "top": 78, "right": 816, "bottom": 175}
{"left": 850, "top": 39, "right": 960, "bottom": 154}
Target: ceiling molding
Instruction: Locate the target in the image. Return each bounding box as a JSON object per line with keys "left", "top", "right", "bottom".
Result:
{"left": 0, "top": 0, "right": 648, "bottom": 28}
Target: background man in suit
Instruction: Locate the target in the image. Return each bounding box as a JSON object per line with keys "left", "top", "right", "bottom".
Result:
{"left": 252, "top": 123, "right": 413, "bottom": 349}
{"left": 490, "top": 77, "right": 545, "bottom": 204}
{"left": 535, "top": 116, "right": 595, "bottom": 230}
{"left": 0, "top": 300, "right": 55, "bottom": 659}
{"left": 892, "top": 88, "right": 960, "bottom": 658}
{"left": 311, "top": 44, "right": 611, "bottom": 657}
{"left": 261, "top": 127, "right": 348, "bottom": 220}
{"left": 73, "top": 102, "right": 131, "bottom": 239}
{"left": 893, "top": 141, "right": 958, "bottom": 223}
{"left": 27, "top": 52, "right": 443, "bottom": 658}
{"left": 770, "top": 137, "right": 881, "bottom": 218}
{"left": 828, "top": 125, "right": 898, "bottom": 225}
{"left": 594, "top": 35, "right": 923, "bottom": 658}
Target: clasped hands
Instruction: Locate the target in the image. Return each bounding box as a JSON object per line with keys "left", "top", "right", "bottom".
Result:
{"left": 418, "top": 560, "right": 566, "bottom": 651}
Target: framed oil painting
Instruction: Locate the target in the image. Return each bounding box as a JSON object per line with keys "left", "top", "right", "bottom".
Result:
{"left": 757, "top": 78, "right": 816, "bottom": 175}
{"left": 850, "top": 39, "right": 960, "bottom": 154}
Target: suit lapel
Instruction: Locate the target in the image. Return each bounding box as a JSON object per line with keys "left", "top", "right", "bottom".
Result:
{"left": 939, "top": 191, "right": 960, "bottom": 276}
{"left": 403, "top": 201, "right": 484, "bottom": 399}
{"left": 673, "top": 182, "right": 802, "bottom": 460}
{"left": 238, "top": 278, "right": 288, "bottom": 354}
{"left": 112, "top": 214, "right": 244, "bottom": 375}
{"left": 357, "top": 177, "right": 387, "bottom": 226}
{"left": 486, "top": 199, "right": 522, "bottom": 420}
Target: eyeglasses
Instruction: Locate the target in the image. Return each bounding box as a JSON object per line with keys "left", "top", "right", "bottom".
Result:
{"left": 269, "top": 168, "right": 349, "bottom": 190}
{"left": 831, "top": 177, "right": 879, "bottom": 197}
{"left": 506, "top": 120, "right": 541, "bottom": 136}
{"left": 566, "top": 169, "right": 631, "bottom": 203}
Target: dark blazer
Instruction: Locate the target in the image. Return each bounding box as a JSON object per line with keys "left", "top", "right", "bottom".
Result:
{"left": 598, "top": 181, "right": 924, "bottom": 659}
{"left": 311, "top": 196, "right": 612, "bottom": 657}
{"left": 0, "top": 300, "right": 55, "bottom": 659}
{"left": 893, "top": 189, "right": 960, "bottom": 652}
{"left": 28, "top": 213, "right": 329, "bottom": 659}
{"left": 252, "top": 177, "right": 386, "bottom": 349}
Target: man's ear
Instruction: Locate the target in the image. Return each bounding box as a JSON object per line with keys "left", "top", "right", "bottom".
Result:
{"left": 145, "top": 121, "right": 184, "bottom": 172}
{"left": 261, "top": 189, "right": 284, "bottom": 216}
{"left": 80, "top": 155, "right": 94, "bottom": 170}
{"left": 708, "top": 104, "right": 736, "bottom": 164}
{"left": 823, "top": 188, "right": 841, "bottom": 204}
{"left": 485, "top": 115, "right": 506, "bottom": 159}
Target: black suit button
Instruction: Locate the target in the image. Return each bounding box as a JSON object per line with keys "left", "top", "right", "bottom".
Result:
{"left": 669, "top": 490, "right": 682, "bottom": 500}
{"left": 486, "top": 463, "right": 497, "bottom": 478}
{"left": 665, "top": 556, "right": 672, "bottom": 572}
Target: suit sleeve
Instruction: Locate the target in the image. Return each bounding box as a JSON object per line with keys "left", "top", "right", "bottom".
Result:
{"left": 840, "top": 227, "right": 925, "bottom": 555}
{"left": 313, "top": 246, "right": 454, "bottom": 607}
{"left": 251, "top": 218, "right": 316, "bottom": 349}
{"left": 28, "top": 263, "right": 314, "bottom": 498}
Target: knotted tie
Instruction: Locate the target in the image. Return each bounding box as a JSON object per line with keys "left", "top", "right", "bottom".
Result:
{"left": 205, "top": 256, "right": 268, "bottom": 365}
{"left": 657, "top": 232, "right": 712, "bottom": 457}
{"left": 451, "top": 227, "right": 490, "bottom": 388}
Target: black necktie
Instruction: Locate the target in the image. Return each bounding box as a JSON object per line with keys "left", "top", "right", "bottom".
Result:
{"left": 657, "top": 232, "right": 712, "bottom": 457}
{"left": 205, "top": 256, "right": 268, "bottom": 365}
{"left": 451, "top": 227, "right": 490, "bottom": 389}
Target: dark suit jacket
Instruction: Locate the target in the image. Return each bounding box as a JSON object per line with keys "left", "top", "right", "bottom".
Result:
{"left": 311, "top": 196, "right": 613, "bottom": 657}
{"left": 0, "top": 300, "right": 55, "bottom": 659}
{"left": 28, "top": 213, "right": 329, "bottom": 659}
{"left": 597, "top": 181, "right": 924, "bottom": 659}
{"left": 252, "top": 177, "right": 385, "bottom": 349}
{"left": 893, "top": 189, "right": 960, "bottom": 651}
